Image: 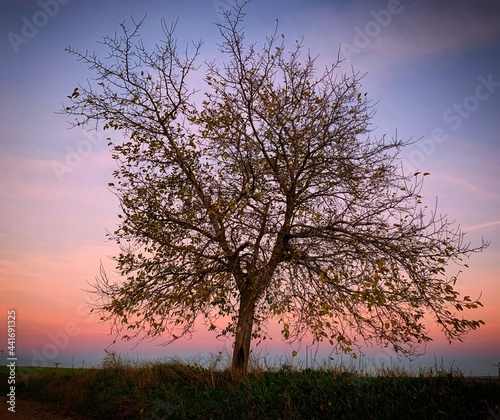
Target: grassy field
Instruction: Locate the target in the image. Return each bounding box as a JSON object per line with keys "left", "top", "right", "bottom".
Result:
{"left": 1, "top": 355, "right": 499, "bottom": 419}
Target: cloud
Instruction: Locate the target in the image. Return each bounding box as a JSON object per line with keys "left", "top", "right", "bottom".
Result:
{"left": 274, "top": 0, "right": 500, "bottom": 81}
{"left": 463, "top": 220, "right": 500, "bottom": 233}
{"left": 0, "top": 152, "right": 117, "bottom": 257}
{"left": 370, "top": 0, "right": 500, "bottom": 62}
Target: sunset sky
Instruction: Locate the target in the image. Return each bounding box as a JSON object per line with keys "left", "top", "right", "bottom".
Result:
{"left": 1, "top": 0, "right": 499, "bottom": 375}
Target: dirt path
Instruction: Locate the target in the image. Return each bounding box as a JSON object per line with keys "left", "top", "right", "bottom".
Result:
{"left": 3, "top": 395, "right": 89, "bottom": 419}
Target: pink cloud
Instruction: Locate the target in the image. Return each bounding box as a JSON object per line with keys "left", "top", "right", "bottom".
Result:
{"left": 366, "top": 1, "right": 500, "bottom": 62}
{"left": 464, "top": 220, "right": 500, "bottom": 233}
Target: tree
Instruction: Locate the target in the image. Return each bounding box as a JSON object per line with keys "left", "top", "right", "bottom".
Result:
{"left": 63, "top": 2, "right": 488, "bottom": 378}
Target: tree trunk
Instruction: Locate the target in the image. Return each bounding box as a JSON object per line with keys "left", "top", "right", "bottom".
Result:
{"left": 231, "top": 290, "right": 257, "bottom": 379}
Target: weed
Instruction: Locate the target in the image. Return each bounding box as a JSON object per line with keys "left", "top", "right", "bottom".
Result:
{"left": 1, "top": 356, "right": 499, "bottom": 419}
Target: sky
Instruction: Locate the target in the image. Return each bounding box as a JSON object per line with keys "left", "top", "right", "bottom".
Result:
{"left": 0, "top": 0, "right": 499, "bottom": 375}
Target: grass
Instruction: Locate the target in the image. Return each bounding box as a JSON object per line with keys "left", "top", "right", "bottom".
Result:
{"left": 2, "top": 353, "right": 499, "bottom": 419}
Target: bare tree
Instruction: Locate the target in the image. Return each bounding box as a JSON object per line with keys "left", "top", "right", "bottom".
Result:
{"left": 63, "top": 2, "right": 488, "bottom": 377}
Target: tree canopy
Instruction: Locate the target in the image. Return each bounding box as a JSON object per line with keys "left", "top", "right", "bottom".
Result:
{"left": 63, "top": 2, "right": 488, "bottom": 377}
